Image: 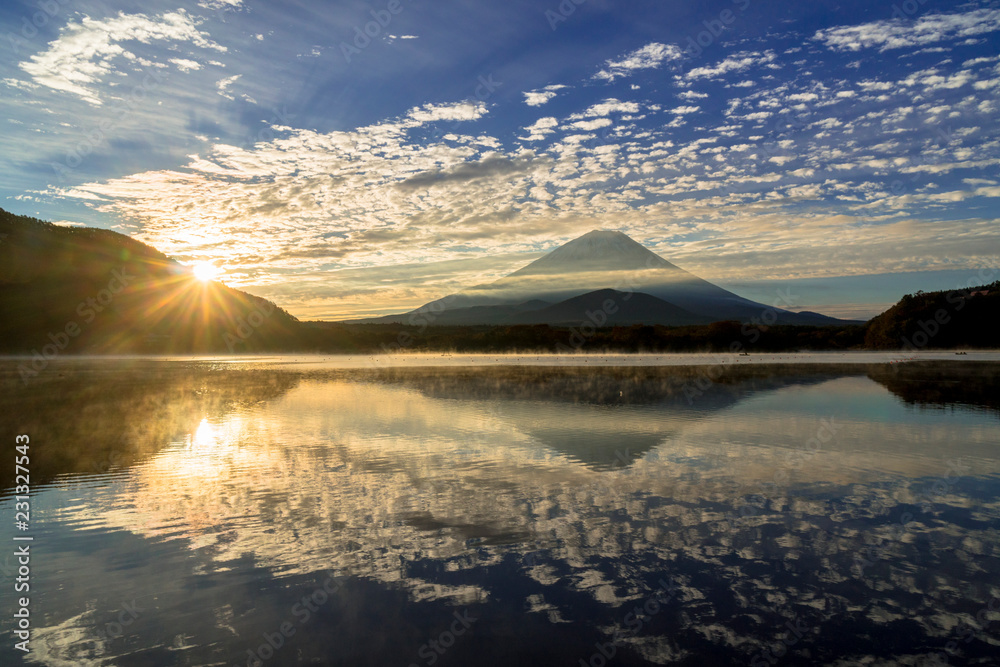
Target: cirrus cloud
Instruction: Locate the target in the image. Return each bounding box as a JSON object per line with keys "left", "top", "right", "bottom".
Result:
{"left": 19, "top": 10, "right": 226, "bottom": 105}
{"left": 593, "top": 42, "right": 682, "bottom": 82}
{"left": 814, "top": 8, "right": 1000, "bottom": 52}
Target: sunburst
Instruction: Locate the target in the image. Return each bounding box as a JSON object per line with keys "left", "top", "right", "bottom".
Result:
{"left": 192, "top": 262, "right": 221, "bottom": 282}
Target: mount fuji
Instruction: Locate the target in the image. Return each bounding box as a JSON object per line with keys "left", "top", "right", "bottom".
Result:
{"left": 354, "top": 230, "right": 849, "bottom": 327}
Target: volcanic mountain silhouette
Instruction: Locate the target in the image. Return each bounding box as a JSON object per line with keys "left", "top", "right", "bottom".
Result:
{"left": 357, "top": 230, "right": 847, "bottom": 326}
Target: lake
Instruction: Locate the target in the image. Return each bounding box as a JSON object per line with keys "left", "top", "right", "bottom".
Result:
{"left": 1, "top": 354, "right": 998, "bottom": 666}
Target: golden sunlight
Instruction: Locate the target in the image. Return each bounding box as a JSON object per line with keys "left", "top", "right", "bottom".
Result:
{"left": 192, "top": 261, "right": 221, "bottom": 282}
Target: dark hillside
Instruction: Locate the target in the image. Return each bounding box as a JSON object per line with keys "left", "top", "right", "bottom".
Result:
{"left": 864, "top": 284, "right": 999, "bottom": 350}
{"left": 0, "top": 208, "right": 300, "bottom": 355}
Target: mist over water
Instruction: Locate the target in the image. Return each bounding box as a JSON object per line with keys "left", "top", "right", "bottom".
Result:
{"left": 1, "top": 358, "right": 998, "bottom": 666}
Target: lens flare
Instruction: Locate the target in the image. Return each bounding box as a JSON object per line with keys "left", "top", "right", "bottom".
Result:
{"left": 192, "top": 262, "right": 221, "bottom": 282}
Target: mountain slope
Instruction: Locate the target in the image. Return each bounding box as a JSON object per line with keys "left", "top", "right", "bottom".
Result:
{"left": 864, "top": 284, "right": 999, "bottom": 349}
{"left": 360, "top": 230, "right": 847, "bottom": 326}
{"left": 509, "top": 289, "right": 710, "bottom": 326}
{"left": 0, "top": 208, "right": 300, "bottom": 354}
{"left": 509, "top": 229, "right": 670, "bottom": 273}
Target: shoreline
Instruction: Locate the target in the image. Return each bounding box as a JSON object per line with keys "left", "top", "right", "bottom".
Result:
{"left": 2, "top": 350, "right": 1000, "bottom": 369}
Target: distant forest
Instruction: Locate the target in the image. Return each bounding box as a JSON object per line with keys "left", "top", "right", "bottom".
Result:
{"left": 0, "top": 208, "right": 997, "bottom": 355}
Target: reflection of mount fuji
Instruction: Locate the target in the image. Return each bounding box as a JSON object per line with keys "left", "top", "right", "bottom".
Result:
{"left": 356, "top": 230, "right": 849, "bottom": 326}
{"left": 360, "top": 366, "right": 856, "bottom": 469}
{"left": 7, "top": 363, "right": 996, "bottom": 487}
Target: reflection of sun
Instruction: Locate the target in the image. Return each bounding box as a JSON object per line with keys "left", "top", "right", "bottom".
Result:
{"left": 193, "top": 418, "right": 216, "bottom": 448}
{"left": 192, "top": 262, "right": 221, "bottom": 282}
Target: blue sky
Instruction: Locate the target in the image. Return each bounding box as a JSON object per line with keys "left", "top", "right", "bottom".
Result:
{"left": 2, "top": 0, "right": 999, "bottom": 319}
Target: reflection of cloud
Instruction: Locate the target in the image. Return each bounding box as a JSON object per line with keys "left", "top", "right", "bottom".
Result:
{"left": 21, "top": 366, "right": 1000, "bottom": 665}
{"left": 24, "top": 610, "right": 107, "bottom": 667}
{"left": 64, "top": 373, "right": 1000, "bottom": 584}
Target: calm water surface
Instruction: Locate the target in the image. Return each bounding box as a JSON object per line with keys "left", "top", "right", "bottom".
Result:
{"left": 0, "top": 358, "right": 998, "bottom": 666}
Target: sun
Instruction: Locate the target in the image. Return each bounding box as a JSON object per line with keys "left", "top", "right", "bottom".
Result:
{"left": 192, "top": 262, "right": 222, "bottom": 282}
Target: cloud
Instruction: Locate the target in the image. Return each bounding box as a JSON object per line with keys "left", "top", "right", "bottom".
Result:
{"left": 396, "top": 156, "right": 541, "bottom": 191}
{"left": 523, "top": 91, "right": 556, "bottom": 106}
{"left": 56, "top": 81, "right": 999, "bottom": 288}
{"left": 964, "top": 55, "right": 1000, "bottom": 66}
{"left": 574, "top": 99, "right": 640, "bottom": 117}
{"left": 169, "top": 58, "right": 203, "bottom": 73}
{"left": 523, "top": 84, "right": 568, "bottom": 107}
{"left": 406, "top": 101, "right": 488, "bottom": 124}
{"left": 594, "top": 42, "right": 682, "bottom": 82}
{"left": 569, "top": 118, "right": 613, "bottom": 131}
{"left": 19, "top": 10, "right": 226, "bottom": 105}
{"left": 35, "top": 19, "right": 1000, "bottom": 319}
{"left": 686, "top": 51, "right": 776, "bottom": 80}
{"left": 519, "top": 117, "right": 558, "bottom": 141}
{"left": 1, "top": 77, "right": 39, "bottom": 91}
{"left": 679, "top": 90, "right": 708, "bottom": 100}
{"left": 216, "top": 74, "right": 240, "bottom": 99}
{"left": 197, "top": 0, "right": 243, "bottom": 8}
{"left": 814, "top": 8, "right": 1000, "bottom": 52}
